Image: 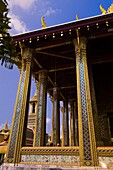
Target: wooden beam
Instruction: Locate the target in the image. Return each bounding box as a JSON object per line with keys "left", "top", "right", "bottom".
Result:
{"left": 34, "top": 58, "right": 43, "bottom": 68}
{"left": 36, "top": 41, "right": 72, "bottom": 51}
{"left": 49, "top": 66, "right": 75, "bottom": 72}
{"left": 37, "top": 51, "right": 74, "bottom": 60}
{"left": 49, "top": 85, "right": 76, "bottom": 91}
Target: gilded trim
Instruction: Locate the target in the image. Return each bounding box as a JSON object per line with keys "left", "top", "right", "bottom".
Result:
{"left": 21, "top": 146, "right": 79, "bottom": 156}
{"left": 97, "top": 147, "right": 113, "bottom": 157}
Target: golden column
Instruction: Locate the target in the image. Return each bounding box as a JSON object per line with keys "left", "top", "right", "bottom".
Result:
{"left": 61, "top": 106, "right": 64, "bottom": 146}
{"left": 52, "top": 86, "right": 60, "bottom": 146}
{"left": 74, "top": 100, "right": 79, "bottom": 146}
{"left": 61, "top": 100, "right": 69, "bottom": 146}
{"left": 51, "top": 97, "right": 54, "bottom": 143}
{"left": 69, "top": 101, "right": 75, "bottom": 146}
{"left": 6, "top": 46, "right": 33, "bottom": 164}
{"left": 73, "top": 37, "right": 98, "bottom": 166}
{"left": 88, "top": 64, "right": 102, "bottom": 146}
{"left": 33, "top": 70, "right": 48, "bottom": 146}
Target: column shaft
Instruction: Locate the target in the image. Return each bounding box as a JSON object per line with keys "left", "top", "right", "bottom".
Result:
{"left": 88, "top": 63, "right": 102, "bottom": 146}
{"left": 6, "top": 47, "right": 33, "bottom": 163}
{"left": 34, "top": 70, "right": 47, "bottom": 146}
{"left": 62, "top": 100, "right": 69, "bottom": 146}
{"left": 52, "top": 87, "right": 60, "bottom": 146}
{"left": 74, "top": 101, "right": 79, "bottom": 146}
{"left": 69, "top": 101, "right": 75, "bottom": 146}
{"left": 62, "top": 106, "right": 64, "bottom": 146}
{"left": 74, "top": 37, "right": 98, "bottom": 166}
{"left": 51, "top": 97, "right": 54, "bottom": 144}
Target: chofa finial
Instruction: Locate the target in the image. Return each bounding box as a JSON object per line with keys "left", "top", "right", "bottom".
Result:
{"left": 107, "top": 4, "right": 113, "bottom": 13}
{"left": 76, "top": 14, "right": 79, "bottom": 20}
{"left": 41, "top": 16, "right": 47, "bottom": 28}
{"left": 100, "top": 3, "right": 113, "bottom": 14}
{"left": 100, "top": 4, "right": 106, "bottom": 14}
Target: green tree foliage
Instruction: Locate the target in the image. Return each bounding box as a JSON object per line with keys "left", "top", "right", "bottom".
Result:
{"left": 0, "top": 0, "right": 17, "bottom": 69}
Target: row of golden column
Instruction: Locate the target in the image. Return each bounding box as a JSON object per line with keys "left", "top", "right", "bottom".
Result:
{"left": 6, "top": 37, "right": 102, "bottom": 166}
{"left": 33, "top": 73, "right": 78, "bottom": 147}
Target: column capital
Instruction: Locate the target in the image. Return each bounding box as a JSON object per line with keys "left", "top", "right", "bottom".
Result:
{"left": 53, "top": 86, "right": 60, "bottom": 100}
{"left": 20, "top": 43, "right": 34, "bottom": 67}
{"left": 36, "top": 82, "right": 39, "bottom": 89}
{"left": 73, "top": 37, "right": 87, "bottom": 53}
{"left": 50, "top": 96, "right": 54, "bottom": 103}
{"left": 38, "top": 69, "right": 48, "bottom": 82}
{"left": 53, "top": 86, "right": 60, "bottom": 92}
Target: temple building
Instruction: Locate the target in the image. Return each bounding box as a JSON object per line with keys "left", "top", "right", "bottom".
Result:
{"left": 0, "top": 119, "right": 34, "bottom": 164}
{"left": 27, "top": 92, "right": 37, "bottom": 130}
{"left": 0, "top": 122, "right": 9, "bottom": 165}
{"left": 2, "top": 10, "right": 113, "bottom": 168}
{"left": 0, "top": 122, "right": 9, "bottom": 143}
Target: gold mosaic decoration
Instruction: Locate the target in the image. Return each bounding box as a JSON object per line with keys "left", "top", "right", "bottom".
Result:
{"left": 21, "top": 147, "right": 79, "bottom": 156}
{"left": 97, "top": 147, "right": 113, "bottom": 157}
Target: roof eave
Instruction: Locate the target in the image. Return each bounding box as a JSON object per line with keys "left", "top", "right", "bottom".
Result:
{"left": 13, "top": 13, "right": 113, "bottom": 41}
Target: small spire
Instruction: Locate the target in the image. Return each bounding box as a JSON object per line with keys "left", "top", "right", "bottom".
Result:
{"left": 3, "top": 121, "right": 8, "bottom": 131}
{"left": 41, "top": 16, "right": 47, "bottom": 28}
{"left": 100, "top": 4, "right": 106, "bottom": 14}
{"left": 30, "top": 91, "right": 38, "bottom": 102}
{"left": 34, "top": 90, "right": 37, "bottom": 97}
{"left": 107, "top": 4, "right": 113, "bottom": 13}
{"left": 76, "top": 14, "right": 79, "bottom": 20}
{"left": 100, "top": 3, "right": 113, "bottom": 15}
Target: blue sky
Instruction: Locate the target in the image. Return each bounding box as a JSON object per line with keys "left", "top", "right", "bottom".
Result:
{"left": 0, "top": 0, "right": 113, "bottom": 132}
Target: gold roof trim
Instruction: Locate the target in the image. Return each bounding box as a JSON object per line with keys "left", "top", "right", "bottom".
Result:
{"left": 100, "top": 4, "right": 113, "bottom": 14}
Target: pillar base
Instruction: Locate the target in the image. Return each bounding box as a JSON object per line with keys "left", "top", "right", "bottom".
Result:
{"left": 1, "top": 163, "right": 112, "bottom": 170}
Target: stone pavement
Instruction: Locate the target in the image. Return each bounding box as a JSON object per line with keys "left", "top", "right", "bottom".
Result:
{"left": 0, "top": 163, "right": 112, "bottom": 170}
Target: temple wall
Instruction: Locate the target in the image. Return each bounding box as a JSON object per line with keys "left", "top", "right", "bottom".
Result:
{"left": 20, "top": 154, "right": 113, "bottom": 167}
{"left": 21, "top": 155, "right": 79, "bottom": 165}
{"left": 20, "top": 147, "right": 79, "bottom": 165}
{"left": 20, "top": 147, "right": 113, "bottom": 166}
{"left": 99, "top": 157, "right": 113, "bottom": 166}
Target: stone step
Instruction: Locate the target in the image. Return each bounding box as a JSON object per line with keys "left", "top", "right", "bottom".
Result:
{"left": 0, "top": 163, "right": 112, "bottom": 170}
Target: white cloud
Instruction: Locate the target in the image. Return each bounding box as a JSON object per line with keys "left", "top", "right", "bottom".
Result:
{"left": 46, "top": 117, "right": 51, "bottom": 124}
{"left": 60, "top": 124, "right": 62, "bottom": 135}
{"left": 44, "top": 7, "right": 57, "bottom": 17}
{"left": 41, "top": 7, "right": 61, "bottom": 17}
{"left": 8, "top": 0, "right": 38, "bottom": 10}
{"left": 46, "top": 117, "right": 51, "bottom": 134}
{"left": 7, "top": 0, "right": 60, "bottom": 34}
{"left": 9, "top": 13, "right": 28, "bottom": 34}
